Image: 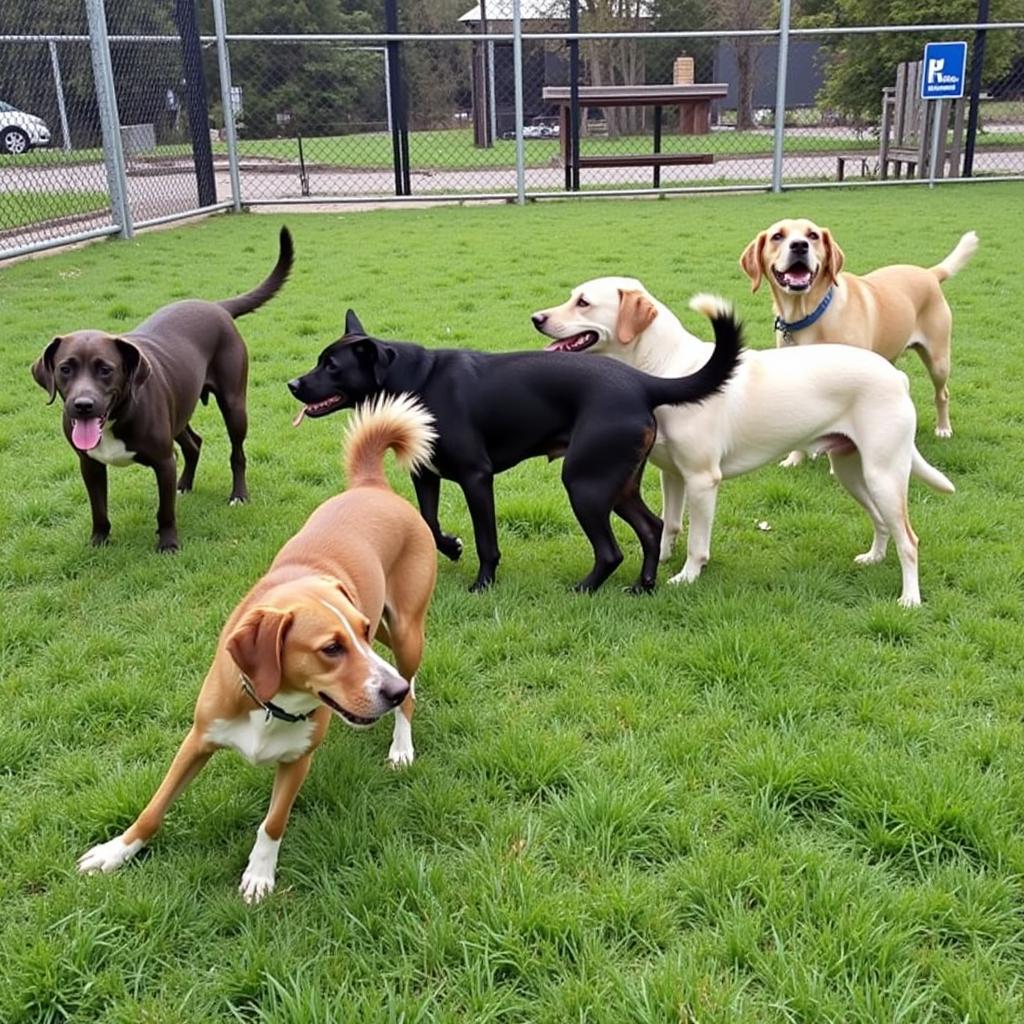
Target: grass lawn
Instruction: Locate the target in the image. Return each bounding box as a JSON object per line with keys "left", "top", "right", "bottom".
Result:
{"left": 0, "top": 190, "right": 108, "bottom": 232}
{"left": 1, "top": 183, "right": 1024, "bottom": 1022}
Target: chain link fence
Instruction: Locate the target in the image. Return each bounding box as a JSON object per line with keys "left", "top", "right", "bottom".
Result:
{"left": 3, "top": 1, "right": 1023, "bottom": 259}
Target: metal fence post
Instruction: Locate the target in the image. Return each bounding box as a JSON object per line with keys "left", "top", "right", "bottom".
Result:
{"left": 48, "top": 41, "right": 71, "bottom": 152}
{"left": 512, "top": 0, "right": 526, "bottom": 204}
{"left": 84, "top": 0, "right": 133, "bottom": 238}
{"left": 771, "top": 0, "right": 792, "bottom": 193}
{"left": 212, "top": 0, "right": 242, "bottom": 212}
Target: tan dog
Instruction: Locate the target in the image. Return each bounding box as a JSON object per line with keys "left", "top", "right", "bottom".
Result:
{"left": 532, "top": 279, "right": 955, "bottom": 607}
{"left": 740, "top": 219, "right": 977, "bottom": 451}
{"left": 77, "top": 394, "right": 437, "bottom": 902}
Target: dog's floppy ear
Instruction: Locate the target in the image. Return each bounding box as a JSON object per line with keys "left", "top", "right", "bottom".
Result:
{"left": 226, "top": 607, "right": 294, "bottom": 703}
{"left": 352, "top": 338, "right": 396, "bottom": 387}
{"left": 114, "top": 338, "right": 152, "bottom": 393}
{"left": 31, "top": 336, "right": 65, "bottom": 404}
{"left": 820, "top": 228, "right": 845, "bottom": 285}
{"left": 345, "top": 309, "right": 366, "bottom": 337}
{"left": 739, "top": 232, "right": 768, "bottom": 292}
{"left": 615, "top": 289, "right": 658, "bottom": 345}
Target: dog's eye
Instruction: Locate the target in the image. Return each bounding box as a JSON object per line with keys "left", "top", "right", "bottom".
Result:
{"left": 576, "top": 297, "right": 589, "bottom": 308}
{"left": 771, "top": 232, "right": 784, "bottom": 242}
{"left": 96, "top": 364, "right": 113, "bottom": 378}
{"left": 807, "top": 231, "right": 820, "bottom": 241}
{"left": 322, "top": 640, "right": 344, "bottom": 657}
{"left": 58, "top": 364, "right": 72, "bottom": 377}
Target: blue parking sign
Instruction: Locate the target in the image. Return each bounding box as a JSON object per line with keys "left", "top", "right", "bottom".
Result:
{"left": 921, "top": 41, "right": 967, "bottom": 100}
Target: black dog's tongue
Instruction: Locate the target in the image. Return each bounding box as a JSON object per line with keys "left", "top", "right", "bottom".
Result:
{"left": 71, "top": 418, "right": 103, "bottom": 451}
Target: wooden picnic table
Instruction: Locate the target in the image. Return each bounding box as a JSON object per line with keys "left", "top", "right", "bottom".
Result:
{"left": 542, "top": 84, "right": 729, "bottom": 189}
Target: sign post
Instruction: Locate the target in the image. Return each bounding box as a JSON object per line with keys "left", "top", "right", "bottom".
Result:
{"left": 921, "top": 41, "right": 967, "bottom": 187}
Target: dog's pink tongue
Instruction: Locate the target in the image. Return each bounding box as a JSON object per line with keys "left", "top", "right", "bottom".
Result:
{"left": 292, "top": 407, "right": 307, "bottom": 428}
{"left": 785, "top": 268, "right": 812, "bottom": 288}
{"left": 71, "top": 418, "right": 103, "bottom": 451}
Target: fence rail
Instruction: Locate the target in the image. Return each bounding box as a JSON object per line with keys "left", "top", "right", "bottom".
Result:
{"left": 2, "top": 1, "right": 1023, "bottom": 260}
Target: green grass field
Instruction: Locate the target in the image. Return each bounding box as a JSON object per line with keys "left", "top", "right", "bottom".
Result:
{"left": 1, "top": 184, "right": 1023, "bottom": 1022}
{"left": 0, "top": 190, "right": 108, "bottom": 232}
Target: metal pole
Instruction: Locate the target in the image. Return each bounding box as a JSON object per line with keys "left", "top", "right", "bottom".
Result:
{"left": 771, "top": 0, "right": 792, "bottom": 192}
{"left": 383, "top": 46, "right": 392, "bottom": 134}
{"left": 569, "top": 0, "right": 580, "bottom": 192}
{"left": 48, "top": 41, "right": 71, "bottom": 152}
{"left": 174, "top": 0, "right": 217, "bottom": 208}
{"left": 384, "top": 0, "right": 405, "bottom": 195}
{"left": 512, "top": 0, "right": 526, "bottom": 204}
{"left": 212, "top": 0, "right": 242, "bottom": 212}
{"left": 928, "top": 101, "right": 943, "bottom": 187}
{"left": 84, "top": 0, "right": 133, "bottom": 238}
{"left": 963, "top": 0, "right": 989, "bottom": 176}
{"left": 488, "top": 39, "right": 497, "bottom": 144}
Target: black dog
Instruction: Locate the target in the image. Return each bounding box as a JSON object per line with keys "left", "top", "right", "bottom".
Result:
{"left": 32, "top": 227, "right": 293, "bottom": 552}
{"left": 289, "top": 308, "right": 741, "bottom": 592}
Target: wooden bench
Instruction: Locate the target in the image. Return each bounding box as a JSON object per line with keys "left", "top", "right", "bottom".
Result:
{"left": 578, "top": 153, "right": 714, "bottom": 169}
{"left": 835, "top": 152, "right": 874, "bottom": 181}
{"left": 879, "top": 61, "right": 966, "bottom": 179}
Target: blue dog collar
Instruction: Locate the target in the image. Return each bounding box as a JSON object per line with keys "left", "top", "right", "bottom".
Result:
{"left": 774, "top": 286, "right": 834, "bottom": 345}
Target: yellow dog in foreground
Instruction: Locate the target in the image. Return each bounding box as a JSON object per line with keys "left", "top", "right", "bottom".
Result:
{"left": 78, "top": 394, "right": 437, "bottom": 902}
{"left": 740, "top": 219, "right": 977, "bottom": 449}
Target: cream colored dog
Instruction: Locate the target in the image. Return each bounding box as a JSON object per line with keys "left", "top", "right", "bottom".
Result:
{"left": 740, "top": 219, "right": 977, "bottom": 449}
{"left": 77, "top": 394, "right": 438, "bottom": 902}
{"left": 531, "top": 279, "right": 955, "bottom": 607}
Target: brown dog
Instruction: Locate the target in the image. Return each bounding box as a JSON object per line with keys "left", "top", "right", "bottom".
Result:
{"left": 740, "top": 219, "right": 977, "bottom": 446}
{"left": 31, "top": 227, "right": 292, "bottom": 551}
{"left": 77, "top": 394, "right": 438, "bottom": 902}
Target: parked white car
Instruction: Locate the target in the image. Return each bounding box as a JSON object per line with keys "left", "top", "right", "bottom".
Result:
{"left": 0, "top": 101, "right": 51, "bottom": 154}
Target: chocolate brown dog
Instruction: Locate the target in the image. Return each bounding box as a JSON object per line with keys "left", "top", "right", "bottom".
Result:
{"left": 31, "top": 227, "right": 293, "bottom": 551}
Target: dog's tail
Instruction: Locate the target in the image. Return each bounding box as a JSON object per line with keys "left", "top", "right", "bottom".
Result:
{"left": 343, "top": 393, "right": 437, "bottom": 490}
{"left": 931, "top": 230, "right": 978, "bottom": 283}
{"left": 219, "top": 226, "right": 294, "bottom": 318}
{"left": 642, "top": 293, "right": 743, "bottom": 410}
{"left": 911, "top": 448, "right": 955, "bottom": 494}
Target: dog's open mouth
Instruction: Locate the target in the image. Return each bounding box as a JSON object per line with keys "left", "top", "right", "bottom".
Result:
{"left": 772, "top": 263, "right": 816, "bottom": 292}
{"left": 292, "top": 395, "right": 346, "bottom": 427}
{"left": 318, "top": 690, "right": 378, "bottom": 727}
{"left": 544, "top": 331, "right": 599, "bottom": 353}
{"left": 71, "top": 416, "right": 105, "bottom": 452}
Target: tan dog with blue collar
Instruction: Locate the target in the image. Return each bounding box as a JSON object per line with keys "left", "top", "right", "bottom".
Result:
{"left": 78, "top": 394, "right": 437, "bottom": 902}
{"left": 740, "top": 219, "right": 977, "bottom": 458}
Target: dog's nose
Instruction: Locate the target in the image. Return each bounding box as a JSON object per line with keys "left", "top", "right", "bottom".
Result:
{"left": 287, "top": 378, "right": 301, "bottom": 397}
{"left": 790, "top": 239, "right": 809, "bottom": 254}
{"left": 531, "top": 313, "right": 548, "bottom": 332}
{"left": 380, "top": 674, "right": 410, "bottom": 707}
{"left": 73, "top": 397, "right": 96, "bottom": 415}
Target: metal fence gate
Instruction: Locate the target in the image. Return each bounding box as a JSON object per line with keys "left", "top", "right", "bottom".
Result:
{"left": 3, "top": 0, "right": 1023, "bottom": 260}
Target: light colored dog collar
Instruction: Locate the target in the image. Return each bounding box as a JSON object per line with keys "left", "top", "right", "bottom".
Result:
{"left": 775, "top": 286, "right": 834, "bottom": 345}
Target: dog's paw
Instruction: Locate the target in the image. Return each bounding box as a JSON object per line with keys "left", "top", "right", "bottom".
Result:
{"left": 77, "top": 836, "right": 144, "bottom": 875}
{"left": 228, "top": 493, "right": 249, "bottom": 506}
{"left": 779, "top": 451, "right": 805, "bottom": 468}
{"left": 897, "top": 592, "right": 922, "bottom": 609}
{"left": 935, "top": 426, "right": 953, "bottom": 439}
{"left": 668, "top": 564, "right": 703, "bottom": 586}
{"left": 438, "top": 535, "right": 463, "bottom": 561}
{"left": 854, "top": 551, "right": 886, "bottom": 566}
{"left": 239, "top": 866, "right": 275, "bottom": 904}
{"left": 90, "top": 531, "right": 110, "bottom": 547}
{"left": 387, "top": 744, "right": 415, "bottom": 769}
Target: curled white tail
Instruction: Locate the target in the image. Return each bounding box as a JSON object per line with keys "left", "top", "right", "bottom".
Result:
{"left": 343, "top": 393, "right": 436, "bottom": 489}
{"left": 688, "top": 292, "right": 734, "bottom": 320}
{"left": 932, "top": 230, "right": 978, "bottom": 282}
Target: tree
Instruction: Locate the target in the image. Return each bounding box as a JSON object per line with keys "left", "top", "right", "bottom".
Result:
{"left": 797, "top": 0, "right": 1024, "bottom": 121}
